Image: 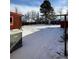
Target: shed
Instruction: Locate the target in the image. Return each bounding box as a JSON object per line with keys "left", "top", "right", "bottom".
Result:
{"left": 10, "top": 12, "right": 22, "bottom": 29}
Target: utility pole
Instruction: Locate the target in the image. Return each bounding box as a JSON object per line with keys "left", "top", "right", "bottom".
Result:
{"left": 59, "top": 8, "right": 62, "bottom": 21}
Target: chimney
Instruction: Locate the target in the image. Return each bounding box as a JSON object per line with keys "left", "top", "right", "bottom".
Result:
{"left": 15, "top": 7, "right": 18, "bottom": 13}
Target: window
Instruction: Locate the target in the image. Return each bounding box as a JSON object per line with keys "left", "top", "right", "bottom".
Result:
{"left": 10, "top": 16, "right": 13, "bottom": 25}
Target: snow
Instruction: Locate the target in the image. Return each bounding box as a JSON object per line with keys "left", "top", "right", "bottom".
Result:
{"left": 10, "top": 25, "right": 67, "bottom": 59}
{"left": 22, "top": 25, "right": 60, "bottom": 37}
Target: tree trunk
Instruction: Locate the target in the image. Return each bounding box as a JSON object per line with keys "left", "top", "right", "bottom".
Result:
{"left": 48, "top": 19, "right": 51, "bottom": 24}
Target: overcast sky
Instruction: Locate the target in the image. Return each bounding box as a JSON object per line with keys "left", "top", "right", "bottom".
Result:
{"left": 10, "top": 0, "right": 68, "bottom": 15}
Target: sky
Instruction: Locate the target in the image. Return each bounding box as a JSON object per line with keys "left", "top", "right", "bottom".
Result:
{"left": 10, "top": 0, "right": 68, "bottom": 15}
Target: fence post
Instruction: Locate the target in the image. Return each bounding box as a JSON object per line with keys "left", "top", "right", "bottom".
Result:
{"left": 64, "top": 15, "right": 68, "bottom": 56}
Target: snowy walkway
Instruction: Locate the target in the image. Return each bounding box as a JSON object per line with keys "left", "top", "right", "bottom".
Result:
{"left": 11, "top": 25, "right": 67, "bottom": 59}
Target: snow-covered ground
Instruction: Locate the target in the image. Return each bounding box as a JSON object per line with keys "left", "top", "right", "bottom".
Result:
{"left": 22, "top": 25, "right": 61, "bottom": 37}
{"left": 10, "top": 25, "right": 67, "bottom": 59}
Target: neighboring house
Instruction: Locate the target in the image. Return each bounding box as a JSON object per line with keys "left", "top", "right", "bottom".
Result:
{"left": 10, "top": 12, "right": 22, "bottom": 29}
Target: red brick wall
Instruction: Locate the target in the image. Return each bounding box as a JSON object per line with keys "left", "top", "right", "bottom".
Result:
{"left": 10, "top": 12, "right": 22, "bottom": 30}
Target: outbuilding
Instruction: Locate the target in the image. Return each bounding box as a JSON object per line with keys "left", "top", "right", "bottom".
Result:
{"left": 10, "top": 12, "right": 22, "bottom": 29}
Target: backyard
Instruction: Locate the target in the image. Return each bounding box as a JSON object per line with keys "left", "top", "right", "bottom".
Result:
{"left": 11, "top": 25, "right": 67, "bottom": 59}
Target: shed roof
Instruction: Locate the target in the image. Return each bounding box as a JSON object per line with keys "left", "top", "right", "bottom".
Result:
{"left": 10, "top": 12, "right": 22, "bottom": 16}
